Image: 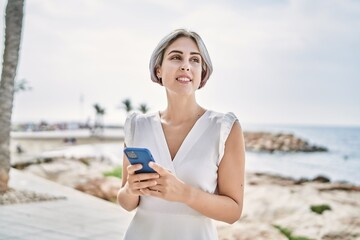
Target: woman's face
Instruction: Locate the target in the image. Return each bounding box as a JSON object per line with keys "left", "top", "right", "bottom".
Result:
{"left": 157, "top": 37, "right": 202, "bottom": 96}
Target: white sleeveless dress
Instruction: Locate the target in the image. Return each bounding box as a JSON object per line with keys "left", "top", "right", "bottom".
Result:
{"left": 123, "top": 110, "right": 238, "bottom": 240}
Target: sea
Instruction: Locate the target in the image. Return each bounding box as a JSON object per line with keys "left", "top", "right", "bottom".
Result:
{"left": 18, "top": 124, "right": 360, "bottom": 185}
{"left": 242, "top": 124, "right": 360, "bottom": 185}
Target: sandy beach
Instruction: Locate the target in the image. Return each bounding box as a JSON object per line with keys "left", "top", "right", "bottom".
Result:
{"left": 7, "top": 131, "right": 360, "bottom": 240}
{"left": 12, "top": 154, "right": 359, "bottom": 240}
{"left": 217, "top": 173, "right": 360, "bottom": 240}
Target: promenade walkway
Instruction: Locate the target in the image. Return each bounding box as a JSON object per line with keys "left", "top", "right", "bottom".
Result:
{"left": 0, "top": 169, "right": 134, "bottom": 240}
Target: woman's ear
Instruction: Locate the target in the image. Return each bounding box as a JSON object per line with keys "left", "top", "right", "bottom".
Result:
{"left": 155, "top": 66, "right": 163, "bottom": 85}
{"left": 156, "top": 67, "right": 161, "bottom": 79}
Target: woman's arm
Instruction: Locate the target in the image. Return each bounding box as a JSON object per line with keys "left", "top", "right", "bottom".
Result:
{"left": 187, "top": 121, "right": 245, "bottom": 223}
{"left": 142, "top": 122, "right": 245, "bottom": 223}
{"left": 117, "top": 146, "right": 160, "bottom": 211}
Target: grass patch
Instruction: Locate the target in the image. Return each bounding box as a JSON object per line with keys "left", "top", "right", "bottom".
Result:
{"left": 273, "top": 225, "right": 312, "bottom": 240}
{"left": 103, "top": 166, "right": 122, "bottom": 179}
{"left": 310, "top": 204, "right": 331, "bottom": 214}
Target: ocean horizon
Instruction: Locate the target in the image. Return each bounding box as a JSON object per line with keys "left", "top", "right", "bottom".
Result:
{"left": 10, "top": 123, "right": 360, "bottom": 185}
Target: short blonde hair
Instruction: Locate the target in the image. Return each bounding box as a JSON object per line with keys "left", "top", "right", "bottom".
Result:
{"left": 149, "top": 29, "right": 213, "bottom": 89}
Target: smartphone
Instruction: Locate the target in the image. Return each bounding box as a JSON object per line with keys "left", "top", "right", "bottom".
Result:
{"left": 124, "top": 147, "right": 156, "bottom": 174}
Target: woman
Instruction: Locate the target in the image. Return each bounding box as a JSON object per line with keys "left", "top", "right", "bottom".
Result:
{"left": 117, "top": 29, "right": 245, "bottom": 240}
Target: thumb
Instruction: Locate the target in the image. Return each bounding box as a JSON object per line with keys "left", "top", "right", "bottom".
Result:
{"left": 149, "top": 162, "right": 168, "bottom": 175}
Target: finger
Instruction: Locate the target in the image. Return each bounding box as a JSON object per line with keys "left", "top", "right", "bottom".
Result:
{"left": 152, "top": 177, "right": 166, "bottom": 186}
{"left": 140, "top": 188, "right": 163, "bottom": 198}
{"left": 148, "top": 185, "right": 164, "bottom": 192}
{"left": 133, "top": 180, "right": 157, "bottom": 190}
{"left": 132, "top": 173, "right": 160, "bottom": 182}
{"left": 127, "top": 164, "right": 142, "bottom": 175}
{"left": 148, "top": 162, "right": 168, "bottom": 175}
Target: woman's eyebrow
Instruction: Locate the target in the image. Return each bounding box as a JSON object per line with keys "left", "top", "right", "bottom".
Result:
{"left": 168, "top": 50, "right": 201, "bottom": 56}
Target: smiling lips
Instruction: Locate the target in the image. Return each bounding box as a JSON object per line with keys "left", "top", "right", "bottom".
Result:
{"left": 176, "top": 75, "right": 192, "bottom": 83}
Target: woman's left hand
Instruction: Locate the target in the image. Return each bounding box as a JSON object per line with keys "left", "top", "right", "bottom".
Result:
{"left": 140, "top": 162, "right": 188, "bottom": 203}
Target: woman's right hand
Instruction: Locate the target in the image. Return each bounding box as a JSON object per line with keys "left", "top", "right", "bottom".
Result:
{"left": 125, "top": 164, "right": 160, "bottom": 196}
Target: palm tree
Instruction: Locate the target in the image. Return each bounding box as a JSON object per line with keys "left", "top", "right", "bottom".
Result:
{"left": 93, "top": 103, "right": 106, "bottom": 133}
{"left": 138, "top": 103, "right": 149, "bottom": 114}
{"left": 14, "top": 78, "right": 32, "bottom": 93}
{"left": 0, "top": 0, "right": 25, "bottom": 193}
{"left": 121, "top": 98, "right": 133, "bottom": 114}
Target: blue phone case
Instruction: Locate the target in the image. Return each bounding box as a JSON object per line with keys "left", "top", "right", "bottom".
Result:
{"left": 124, "top": 147, "right": 156, "bottom": 174}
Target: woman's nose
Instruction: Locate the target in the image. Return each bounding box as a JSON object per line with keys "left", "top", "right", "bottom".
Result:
{"left": 180, "top": 66, "right": 190, "bottom": 71}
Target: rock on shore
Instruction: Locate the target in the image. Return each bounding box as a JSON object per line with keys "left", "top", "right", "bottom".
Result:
{"left": 17, "top": 157, "right": 117, "bottom": 187}
{"left": 15, "top": 156, "right": 360, "bottom": 240}
{"left": 217, "top": 173, "right": 360, "bottom": 240}
{"left": 74, "top": 177, "right": 121, "bottom": 203}
{"left": 17, "top": 156, "right": 121, "bottom": 202}
{"left": 244, "top": 132, "right": 327, "bottom": 153}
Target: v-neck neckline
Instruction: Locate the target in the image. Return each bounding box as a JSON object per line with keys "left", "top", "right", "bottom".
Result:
{"left": 155, "top": 110, "right": 210, "bottom": 163}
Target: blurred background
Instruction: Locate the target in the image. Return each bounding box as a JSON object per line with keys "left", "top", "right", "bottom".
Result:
{"left": 1, "top": 1, "right": 360, "bottom": 239}
{"left": 1, "top": 0, "right": 359, "bottom": 183}
{"left": 1, "top": 0, "right": 359, "bottom": 126}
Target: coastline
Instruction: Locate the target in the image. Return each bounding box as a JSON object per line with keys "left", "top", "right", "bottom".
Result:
{"left": 6, "top": 129, "right": 360, "bottom": 239}
{"left": 8, "top": 154, "right": 360, "bottom": 240}
{"left": 10, "top": 140, "right": 359, "bottom": 186}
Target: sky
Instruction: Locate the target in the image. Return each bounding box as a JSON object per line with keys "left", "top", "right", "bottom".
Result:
{"left": 0, "top": 0, "right": 359, "bottom": 127}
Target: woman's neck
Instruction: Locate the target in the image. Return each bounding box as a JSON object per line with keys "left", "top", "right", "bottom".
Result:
{"left": 160, "top": 94, "right": 205, "bottom": 124}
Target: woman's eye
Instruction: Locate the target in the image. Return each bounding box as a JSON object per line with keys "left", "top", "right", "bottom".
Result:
{"left": 170, "top": 55, "right": 181, "bottom": 60}
{"left": 191, "top": 58, "right": 200, "bottom": 63}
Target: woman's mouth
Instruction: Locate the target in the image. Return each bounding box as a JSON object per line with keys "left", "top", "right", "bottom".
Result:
{"left": 176, "top": 77, "right": 192, "bottom": 83}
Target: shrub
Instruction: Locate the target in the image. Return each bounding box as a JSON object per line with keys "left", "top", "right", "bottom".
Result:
{"left": 310, "top": 204, "right": 331, "bottom": 214}
{"left": 273, "top": 225, "right": 312, "bottom": 240}
{"left": 103, "top": 166, "right": 122, "bottom": 179}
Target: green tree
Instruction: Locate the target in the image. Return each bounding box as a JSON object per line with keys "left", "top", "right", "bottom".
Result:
{"left": 121, "top": 98, "right": 133, "bottom": 114}
{"left": 119, "top": 98, "right": 134, "bottom": 114}
{"left": 93, "top": 103, "right": 106, "bottom": 133}
{"left": 138, "top": 103, "right": 149, "bottom": 114}
{"left": 0, "top": 0, "right": 25, "bottom": 193}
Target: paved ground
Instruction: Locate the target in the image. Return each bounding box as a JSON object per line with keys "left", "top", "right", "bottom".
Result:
{"left": 0, "top": 168, "right": 134, "bottom": 240}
